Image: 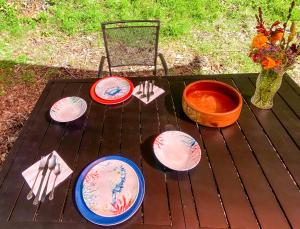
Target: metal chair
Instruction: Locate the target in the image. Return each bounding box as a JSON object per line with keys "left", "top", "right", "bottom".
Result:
{"left": 98, "top": 20, "right": 168, "bottom": 77}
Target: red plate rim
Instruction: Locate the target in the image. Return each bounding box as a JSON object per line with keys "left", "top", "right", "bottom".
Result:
{"left": 90, "top": 76, "right": 134, "bottom": 105}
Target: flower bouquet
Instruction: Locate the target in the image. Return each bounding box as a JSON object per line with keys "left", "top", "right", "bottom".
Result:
{"left": 249, "top": 1, "right": 300, "bottom": 109}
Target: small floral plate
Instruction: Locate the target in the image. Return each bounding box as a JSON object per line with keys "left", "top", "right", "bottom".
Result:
{"left": 75, "top": 156, "right": 145, "bottom": 226}
{"left": 50, "top": 97, "right": 87, "bottom": 122}
{"left": 153, "top": 131, "right": 201, "bottom": 171}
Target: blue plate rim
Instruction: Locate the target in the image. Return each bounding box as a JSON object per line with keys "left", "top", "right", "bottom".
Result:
{"left": 75, "top": 155, "right": 145, "bottom": 226}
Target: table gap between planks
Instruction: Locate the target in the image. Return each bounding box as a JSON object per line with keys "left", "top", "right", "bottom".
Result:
{"left": 0, "top": 74, "right": 299, "bottom": 229}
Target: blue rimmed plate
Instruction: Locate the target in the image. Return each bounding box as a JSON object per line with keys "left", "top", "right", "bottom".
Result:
{"left": 75, "top": 155, "right": 145, "bottom": 226}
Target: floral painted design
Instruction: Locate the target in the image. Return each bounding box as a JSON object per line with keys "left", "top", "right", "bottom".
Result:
{"left": 180, "top": 134, "right": 201, "bottom": 156}
{"left": 50, "top": 97, "right": 87, "bottom": 122}
{"left": 111, "top": 195, "right": 134, "bottom": 215}
{"left": 104, "top": 84, "right": 129, "bottom": 100}
{"left": 96, "top": 77, "right": 130, "bottom": 100}
{"left": 154, "top": 135, "right": 164, "bottom": 149}
{"left": 112, "top": 166, "right": 126, "bottom": 204}
{"left": 153, "top": 131, "right": 201, "bottom": 171}
{"left": 82, "top": 160, "right": 139, "bottom": 217}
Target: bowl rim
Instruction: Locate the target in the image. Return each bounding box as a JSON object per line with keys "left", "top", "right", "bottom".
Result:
{"left": 183, "top": 80, "right": 243, "bottom": 116}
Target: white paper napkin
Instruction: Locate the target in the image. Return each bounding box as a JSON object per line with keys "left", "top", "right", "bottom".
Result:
{"left": 133, "top": 81, "right": 165, "bottom": 104}
{"left": 22, "top": 150, "right": 73, "bottom": 200}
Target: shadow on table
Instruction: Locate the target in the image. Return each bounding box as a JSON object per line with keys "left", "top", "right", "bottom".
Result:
{"left": 141, "top": 135, "right": 175, "bottom": 173}
{"left": 0, "top": 56, "right": 227, "bottom": 169}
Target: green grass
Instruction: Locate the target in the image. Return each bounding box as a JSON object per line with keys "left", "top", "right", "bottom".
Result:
{"left": 1, "top": 0, "right": 299, "bottom": 37}
{"left": 0, "top": 0, "right": 299, "bottom": 75}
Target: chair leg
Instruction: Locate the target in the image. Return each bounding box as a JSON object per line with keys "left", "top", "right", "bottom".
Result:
{"left": 98, "top": 56, "right": 106, "bottom": 78}
{"left": 158, "top": 53, "right": 168, "bottom": 76}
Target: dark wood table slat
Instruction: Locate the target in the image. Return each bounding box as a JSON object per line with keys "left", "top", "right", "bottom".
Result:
{"left": 200, "top": 126, "right": 259, "bottom": 228}
{"left": 10, "top": 82, "right": 82, "bottom": 221}
{"left": 173, "top": 79, "right": 231, "bottom": 228}
{"left": 221, "top": 123, "right": 290, "bottom": 228}
{"left": 35, "top": 83, "right": 92, "bottom": 221}
{"left": 99, "top": 105, "right": 123, "bottom": 155}
{"left": 285, "top": 75, "right": 300, "bottom": 95}
{"left": 278, "top": 79, "right": 300, "bottom": 118}
{"left": 249, "top": 77, "right": 300, "bottom": 149}
{"left": 140, "top": 95, "right": 171, "bottom": 226}
{"left": 0, "top": 74, "right": 299, "bottom": 229}
{"left": 183, "top": 78, "right": 259, "bottom": 228}
{"left": 235, "top": 78, "right": 300, "bottom": 187}
{"left": 0, "top": 221, "right": 173, "bottom": 229}
{"left": 233, "top": 77, "right": 300, "bottom": 228}
{"left": 0, "top": 82, "right": 66, "bottom": 221}
{"left": 155, "top": 79, "right": 186, "bottom": 229}
{"left": 169, "top": 79, "right": 229, "bottom": 228}
{"left": 62, "top": 98, "right": 107, "bottom": 222}
{"left": 170, "top": 81, "right": 217, "bottom": 228}
{"left": 168, "top": 81, "right": 200, "bottom": 229}
{"left": 217, "top": 79, "right": 291, "bottom": 228}
{"left": 120, "top": 88, "right": 144, "bottom": 225}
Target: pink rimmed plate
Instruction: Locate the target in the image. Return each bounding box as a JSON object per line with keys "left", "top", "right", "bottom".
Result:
{"left": 153, "top": 131, "right": 201, "bottom": 171}
{"left": 50, "top": 96, "right": 87, "bottom": 122}
{"left": 82, "top": 159, "right": 139, "bottom": 217}
{"left": 95, "top": 76, "right": 132, "bottom": 101}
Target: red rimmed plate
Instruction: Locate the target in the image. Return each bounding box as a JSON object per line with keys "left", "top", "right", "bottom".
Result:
{"left": 90, "top": 76, "right": 134, "bottom": 105}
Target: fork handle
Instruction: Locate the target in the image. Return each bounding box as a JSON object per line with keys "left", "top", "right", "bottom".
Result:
{"left": 49, "top": 176, "right": 58, "bottom": 200}
{"left": 40, "top": 170, "right": 52, "bottom": 202}
{"left": 33, "top": 172, "right": 47, "bottom": 205}
{"left": 27, "top": 170, "right": 41, "bottom": 200}
{"left": 151, "top": 80, "right": 155, "bottom": 91}
{"left": 49, "top": 190, "right": 54, "bottom": 200}
{"left": 142, "top": 81, "right": 145, "bottom": 94}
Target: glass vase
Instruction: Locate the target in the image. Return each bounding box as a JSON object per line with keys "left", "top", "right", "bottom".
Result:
{"left": 251, "top": 69, "right": 284, "bottom": 109}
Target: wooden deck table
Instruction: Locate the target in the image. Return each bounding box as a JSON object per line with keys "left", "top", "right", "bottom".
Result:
{"left": 0, "top": 74, "right": 299, "bottom": 229}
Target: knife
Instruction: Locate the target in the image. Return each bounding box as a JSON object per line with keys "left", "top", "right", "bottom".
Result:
{"left": 33, "top": 152, "right": 53, "bottom": 205}
{"left": 146, "top": 80, "right": 150, "bottom": 102}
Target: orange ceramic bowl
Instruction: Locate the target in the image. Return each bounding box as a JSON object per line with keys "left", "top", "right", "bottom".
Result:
{"left": 182, "top": 80, "right": 243, "bottom": 127}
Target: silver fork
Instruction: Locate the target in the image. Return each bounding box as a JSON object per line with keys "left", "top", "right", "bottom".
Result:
{"left": 26, "top": 156, "right": 45, "bottom": 200}
{"left": 33, "top": 153, "right": 53, "bottom": 205}
{"left": 150, "top": 80, "right": 155, "bottom": 96}
{"left": 49, "top": 162, "right": 61, "bottom": 200}
{"left": 136, "top": 82, "right": 142, "bottom": 95}
{"left": 40, "top": 155, "right": 56, "bottom": 202}
{"left": 140, "top": 81, "right": 147, "bottom": 99}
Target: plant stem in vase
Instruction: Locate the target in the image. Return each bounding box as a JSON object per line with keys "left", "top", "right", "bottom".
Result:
{"left": 251, "top": 69, "right": 283, "bottom": 109}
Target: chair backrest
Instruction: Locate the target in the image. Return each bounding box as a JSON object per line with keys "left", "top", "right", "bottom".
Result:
{"left": 101, "top": 20, "right": 160, "bottom": 75}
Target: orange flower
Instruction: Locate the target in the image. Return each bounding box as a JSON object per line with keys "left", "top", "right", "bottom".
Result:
{"left": 252, "top": 33, "right": 268, "bottom": 48}
{"left": 261, "top": 57, "right": 281, "bottom": 69}
{"left": 270, "top": 31, "right": 284, "bottom": 44}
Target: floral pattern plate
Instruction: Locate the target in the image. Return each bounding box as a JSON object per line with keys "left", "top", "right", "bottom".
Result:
{"left": 95, "top": 76, "right": 133, "bottom": 101}
{"left": 75, "top": 156, "right": 145, "bottom": 226}
{"left": 50, "top": 96, "right": 87, "bottom": 122}
{"left": 153, "top": 131, "right": 201, "bottom": 171}
{"left": 90, "top": 76, "right": 134, "bottom": 105}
